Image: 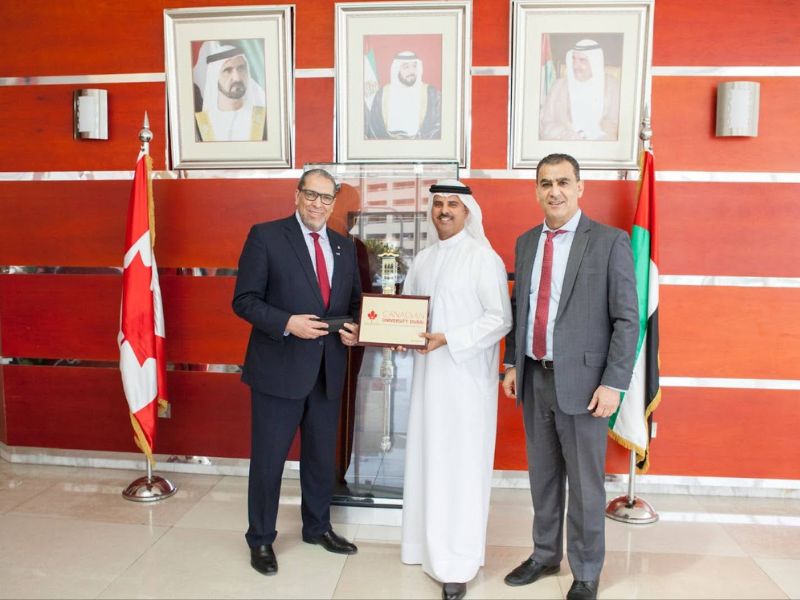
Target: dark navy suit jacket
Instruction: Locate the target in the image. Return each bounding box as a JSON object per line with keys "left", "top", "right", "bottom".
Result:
{"left": 232, "top": 215, "right": 362, "bottom": 400}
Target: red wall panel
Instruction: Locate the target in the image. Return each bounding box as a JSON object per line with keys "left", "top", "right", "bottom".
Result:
{"left": 656, "top": 182, "right": 800, "bottom": 278}
{"left": 660, "top": 286, "right": 800, "bottom": 380}
{"left": 0, "top": 179, "right": 297, "bottom": 269}
{"left": 473, "top": 0, "right": 510, "bottom": 67}
{"left": 295, "top": 77, "right": 335, "bottom": 165}
{"left": 652, "top": 77, "right": 800, "bottom": 173}
{"left": 0, "top": 84, "right": 168, "bottom": 172}
{"left": 468, "top": 179, "right": 638, "bottom": 270}
{"left": 2, "top": 365, "right": 269, "bottom": 459}
{"left": 631, "top": 387, "right": 800, "bottom": 480}
{"left": 469, "top": 76, "right": 509, "bottom": 169}
{"left": 0, "top": 274, "right": 249, "bottom": 365}
{"left": 653, "top": 0, "right": 800, "bottom": 67}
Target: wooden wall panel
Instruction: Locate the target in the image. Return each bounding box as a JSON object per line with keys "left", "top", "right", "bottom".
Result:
{"left": 0, "top": 274, "right": 250, "bottom": 365}
{"left": 473, "top": 0, "right": 510, "bottom": 67}
{"left": 653, "top": 0, "right": 800, "bottom": 67}
{"left": 154, "top": 179, "right": 297, "bottom": 268}
{"left": 295, "top": 77, "right": 334, "bottom": 166}
{"left": 1, "top": 365, "right": 296, "bottom": 460}
{"left": 657, "top": 182, "right": 800, "bottom": 278}
{"left": 632, "top": 387, "right": 800, "bottom": 480}
{"left": 660, "top": 286, "right": 800, "bottom": 380}
{"left": 0, "top": 84, "right": 167, "bottom": 172}
{"left": 466, "top": 179, "right": 638, "bottom": 270}
{"left": 0, "top": 179, "right": 297, "bottom": 269}
{"left": 469, "top": 76, "right": 509, "bottom": 169}
{"left": 652, "top": 77, "right": 800, "bottom": 173}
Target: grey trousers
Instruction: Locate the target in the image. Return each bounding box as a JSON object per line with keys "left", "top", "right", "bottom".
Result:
{"left": 522, "top": 357, "right": 609, "bottom": 581}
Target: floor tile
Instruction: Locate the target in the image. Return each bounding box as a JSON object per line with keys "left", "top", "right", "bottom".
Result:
{"left": 753, "top": 557, "right": 800, "bottom": 599}
{"left": 99, "top": 526, "right": 347, "bottom": 599}
{"left": 10, "top": 470, "right": 220, "bottom": 527}
{"left": 723, "top": 523, "right": 800, "bottom": 560}
{"left": 605, "top": 518, "right": 746, "bottom": 556}
{"left": 0, "top": 513, "right": 166, "bottom": 599}
{"left": 333, "top": 541, "right": 440, "bottom": 599}
{"left": 589, "top": 550, "right": 788, "bottom": 599}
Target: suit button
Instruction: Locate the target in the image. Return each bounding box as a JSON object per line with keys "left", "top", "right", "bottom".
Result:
{"left": 318, "top": 340, "right": 323, "bottom": 346}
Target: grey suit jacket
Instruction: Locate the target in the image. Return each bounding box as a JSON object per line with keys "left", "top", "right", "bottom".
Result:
{"left": 504, "top": 213, "right": 639, "bottom": 415}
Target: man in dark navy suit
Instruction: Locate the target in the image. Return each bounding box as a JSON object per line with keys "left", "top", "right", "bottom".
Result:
{"left": 233, "top": 168, "right": 363, "bottom": 575}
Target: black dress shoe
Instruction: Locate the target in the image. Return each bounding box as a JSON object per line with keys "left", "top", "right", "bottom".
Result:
{"left": 442, "top": 582, "right": 467, "bottom": 600}
{"left": 250, "top": 544, "right": 277, "bottom": 576}
{"left": 566, "top": 579, "right": 598, "bottom": 600}
{"left": 504, "top": 558, "right": 560, "bottom": 586}
{"left": 303, "top": 529, "right": 358, "bottom": 555}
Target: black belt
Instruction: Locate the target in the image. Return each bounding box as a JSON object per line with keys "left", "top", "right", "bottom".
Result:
{"left": 527, "top": 357, "right": 554, "bottom": 370}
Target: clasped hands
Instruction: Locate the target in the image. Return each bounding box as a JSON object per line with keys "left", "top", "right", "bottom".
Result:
{"left": 501, "top": 367, "right": 620, "bottom": 418}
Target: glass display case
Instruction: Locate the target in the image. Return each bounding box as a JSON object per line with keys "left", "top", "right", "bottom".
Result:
{"left": 305, "top": 162, "right": 458, "bottom": 507}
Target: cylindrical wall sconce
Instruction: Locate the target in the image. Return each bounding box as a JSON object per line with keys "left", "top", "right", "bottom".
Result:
{"left": 716, "top": 81, "right": 760, "bottom": 137}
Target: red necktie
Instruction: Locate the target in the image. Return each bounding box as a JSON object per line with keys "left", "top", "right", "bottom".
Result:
{"left": 310, "top": 232, "right": 330, "bottom": 309}
{"left": 532, "top": 229, "right": 566, "bottom": 359}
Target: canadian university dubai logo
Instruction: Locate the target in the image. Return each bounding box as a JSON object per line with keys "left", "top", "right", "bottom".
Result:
{"left": 368, "top": 310, "right": 378, "bottom": 320}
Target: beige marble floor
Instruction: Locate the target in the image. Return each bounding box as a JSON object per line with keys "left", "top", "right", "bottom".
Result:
{"left": 1, "top": 459, "right": 798, "bottom": 599}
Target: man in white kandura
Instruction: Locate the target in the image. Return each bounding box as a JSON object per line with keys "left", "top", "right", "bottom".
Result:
{"left": 194, "top": 41, "right": 267, "bottom": 142}
{"left": 399, "top": 180, "right": 512, "bottom": 600}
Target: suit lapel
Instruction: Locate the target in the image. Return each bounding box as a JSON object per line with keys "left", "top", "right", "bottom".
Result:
{"left": 556, "top": 214, "right": 591, "bottom": 321}
{"left": 284, "top": 217, "right": 324, "bottom": 308}
{"left": 516, "top": 225, "right": 542, "bottom": 349}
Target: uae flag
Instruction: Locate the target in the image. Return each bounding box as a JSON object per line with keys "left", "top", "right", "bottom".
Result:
{"left": 609, "top": 149, "right": 662, "bottom": 473}
{"left": 118, "top": 152, "right": 168, "bottom": 464}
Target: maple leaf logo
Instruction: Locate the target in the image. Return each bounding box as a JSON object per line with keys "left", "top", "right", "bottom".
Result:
{"left": 368, "top": 310, "right": 378, "bottom": 320}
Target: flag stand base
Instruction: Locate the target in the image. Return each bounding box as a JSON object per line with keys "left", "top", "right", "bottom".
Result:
{"left": 604, "top": 449, "right": 658, "bottom": 524}
{"left": 122, "top": 475, "right": 178, "bottom": 502}
{"left": 122, "top": 459, "right": 178, "bottom": 503}
{"left": 605, "top": 494, "right": 658, "bottom": 524}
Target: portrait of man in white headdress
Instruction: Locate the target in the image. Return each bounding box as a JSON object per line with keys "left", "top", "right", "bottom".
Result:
{"left": 539, "top": 36, "right": 622, "bottom": 141}
{"left": 364, "top": 49, "right": 442, "bottom": 140}
{"left": 191, "top": 39, "right": 267, "bottom": 142}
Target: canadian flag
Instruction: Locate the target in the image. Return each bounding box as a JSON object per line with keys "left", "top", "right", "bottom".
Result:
{"left": 118, "top": 152, "right": 168, "bottom": 464}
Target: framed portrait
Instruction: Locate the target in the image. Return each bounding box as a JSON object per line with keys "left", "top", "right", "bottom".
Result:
{"left": 164, "top": 6, "right": 294, "bottom": 169}
{"left": 335, "top": 2, "right": 471, "bottom": 167}
{"left": 510, "top": 0, "right": 654, "bottom": 169}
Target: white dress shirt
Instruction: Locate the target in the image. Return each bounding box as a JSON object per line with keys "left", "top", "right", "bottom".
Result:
{"left": 526, "top": 209, "right": 582, "bottom": 360}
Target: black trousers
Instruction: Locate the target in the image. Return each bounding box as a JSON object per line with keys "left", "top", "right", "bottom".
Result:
{"left": 245, "top": 369, "right": 340, "bottom": 548}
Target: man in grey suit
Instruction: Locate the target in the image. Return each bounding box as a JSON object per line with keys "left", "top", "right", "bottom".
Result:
{"left": 501, "top": 153, "right": 638, "bottom": 600}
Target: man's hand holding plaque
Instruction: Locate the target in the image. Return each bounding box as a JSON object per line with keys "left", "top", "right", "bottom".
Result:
{"left": 356, "top": 293, "right": 430, "bottom": 348}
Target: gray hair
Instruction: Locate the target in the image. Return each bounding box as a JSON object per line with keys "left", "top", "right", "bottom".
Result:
{"left": 298, "top": 168, "right": 340, "bottom": 193}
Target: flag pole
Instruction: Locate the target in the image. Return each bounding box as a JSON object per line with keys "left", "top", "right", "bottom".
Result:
{"left": 122, "top": 113, "right": 178, "bottom": 503}
{"left": 605, "top": 107, "right": 658, "bottom": 525}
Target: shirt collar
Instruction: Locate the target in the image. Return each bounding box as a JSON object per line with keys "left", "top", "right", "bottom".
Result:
{"left": 543, "top": 209, "right": 582, "bottom": 233}
{"left": 295, "top": 211, "right": 328, "bottom": 240}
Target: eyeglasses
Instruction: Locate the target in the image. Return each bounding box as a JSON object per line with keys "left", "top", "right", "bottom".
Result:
{"left": 299, "top": 188, "right": 336, "bottom": 205}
